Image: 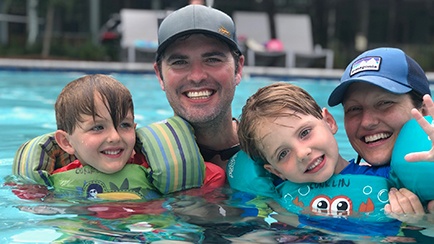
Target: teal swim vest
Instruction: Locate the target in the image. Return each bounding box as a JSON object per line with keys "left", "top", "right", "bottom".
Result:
{"left": 227, "top": 116, "right": 434, "bottom": 220}
{"left": 227, "top": 150, "right": 392, "bottom": 222}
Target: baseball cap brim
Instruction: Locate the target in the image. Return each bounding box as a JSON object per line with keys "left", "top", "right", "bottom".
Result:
{"left": 328, "top": 76, "right": 413, "bottom": 106}
{"left": 157, "top": 29, "right": 240, "bottom": 59}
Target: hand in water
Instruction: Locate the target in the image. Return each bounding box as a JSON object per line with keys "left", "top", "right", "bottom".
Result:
{"left": 385, "top": 188, "right": 425, "bottom": 215}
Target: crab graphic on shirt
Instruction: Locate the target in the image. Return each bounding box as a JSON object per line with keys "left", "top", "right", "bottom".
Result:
{"left": 277, "top": 174, "right": 391, "bottom": 220}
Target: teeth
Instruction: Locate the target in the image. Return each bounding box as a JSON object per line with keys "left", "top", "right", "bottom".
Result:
{"left": 364, "top": 133, "right": 391, "bottom": 143}
{"left": 103, "top": 150, "right": 121, "bottom": 155}
{"left": 186, "top": 90, "right": 212, "bottom": 99}
{"left": 307, "top": 157, "right": 323, "bottom": 171}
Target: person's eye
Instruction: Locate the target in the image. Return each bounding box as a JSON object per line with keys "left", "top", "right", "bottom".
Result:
{"left": 205, "top": 57, "right": 223, "bottom": 64}
{"left": 170, "top": 59, "right": 188, "bottom": 66}
{"left": 91, "top": 125, "right": 104, "bottom": 131}
{"left": 300, "top": 128, "right": 311, "bottom": 139}
{"left": 377, "top": 100, "right": 394, "bottom": 107}
{"left": 344, "top": 106, "right": 361, "bottom": 114}
{"left": 119, "top": 122, "right": 133, "bottom": 129}
{"left": 277, "top": 149, "right": 289, "bottom": 161}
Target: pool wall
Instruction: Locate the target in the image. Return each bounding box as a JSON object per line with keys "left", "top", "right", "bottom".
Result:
{"left": 4, "top": 58, "right": 434, "bottom": 81}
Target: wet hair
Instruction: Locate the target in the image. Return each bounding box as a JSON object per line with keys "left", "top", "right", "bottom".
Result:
{"left": 238, "top": 82, "right": 322, "bottom": 164}
{"left": 155, "top": 33, "right": 242, "bottom": 80}
{"left": 55, "top": 74, "right": 133, "bottom": 134}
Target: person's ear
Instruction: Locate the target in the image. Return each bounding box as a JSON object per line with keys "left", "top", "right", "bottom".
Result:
{"left": 54, "top": 130, "right": 75, "bottom": 155}
{"left": 234, "top": 55, "right": 244, "bottom": 86}
{"left": 322, "top": 108, "right": 338, "bottom": 134}
{"left": 264, "top": 164, "right": 285, "bottom": 180}
{"left": 153, "top": 62, "right": 165, "bottom": 91}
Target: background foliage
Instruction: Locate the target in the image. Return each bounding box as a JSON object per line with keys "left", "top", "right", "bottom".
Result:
{"left": 1, "top": 0, "right": 434, "bottom": 70}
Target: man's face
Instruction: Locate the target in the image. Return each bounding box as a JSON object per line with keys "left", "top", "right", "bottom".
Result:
{"left": 154, "top": 34, "right": 243, "bottom": 125}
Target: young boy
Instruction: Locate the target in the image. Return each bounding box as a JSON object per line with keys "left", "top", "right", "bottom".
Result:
{"left": 54, "top": 74, "right": 136, "bottom": 175}
{"left": 50, "top": 74, "right": 224, "bottom": 199}
{"left": 237, "top": 82, "right": 390, "bottom": 185}
{"left": 51, "top": 74, "right": 160, "bottom": 200}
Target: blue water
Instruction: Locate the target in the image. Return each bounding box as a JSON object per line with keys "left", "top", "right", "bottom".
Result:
{"left": 1, "top": 70, "right": 433, "bottom": 243}
{"left": 0, "top": 70, "right": 357, "bottom": 167}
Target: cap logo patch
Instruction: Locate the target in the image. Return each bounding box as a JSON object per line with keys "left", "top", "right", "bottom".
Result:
{"left": 218, "top": 26, "right": 231, "bottom": 37}
{"left": 350, "top": 56, "right": 381, "bottom": 76}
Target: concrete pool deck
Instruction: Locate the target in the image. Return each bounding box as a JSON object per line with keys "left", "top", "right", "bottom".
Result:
{"left": 1, "top": 58, "right": 434, "bottom": 81}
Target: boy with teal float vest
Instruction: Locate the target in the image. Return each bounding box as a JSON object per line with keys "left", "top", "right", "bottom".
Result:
{"left": 233, "top": 82, "right": 391, "bottom": 217}
{"left": 229, "top": 82, "right": 434, "bottom": 225}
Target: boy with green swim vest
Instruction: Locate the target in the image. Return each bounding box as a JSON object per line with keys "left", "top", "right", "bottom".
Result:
{"left": 14, "top": 74, "right": 225, "bottom": 200}
{"left": 51, "top": 74, "right": 159, "bottom": 200}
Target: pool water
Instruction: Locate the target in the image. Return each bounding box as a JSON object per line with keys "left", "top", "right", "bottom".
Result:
{"left": 1, "top": 70, "right": 433, "bottom": 243}
{"left": 0, "top": 70, "right": 358, "bottom": 161}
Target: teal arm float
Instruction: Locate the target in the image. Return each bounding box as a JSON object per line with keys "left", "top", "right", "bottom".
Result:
{"left": 390, "top": 116, "right": 434, "bottom": 203}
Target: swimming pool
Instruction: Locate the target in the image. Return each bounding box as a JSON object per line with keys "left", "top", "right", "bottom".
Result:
{"left": 1, "top": 70, "right": 433, "bottom": 243}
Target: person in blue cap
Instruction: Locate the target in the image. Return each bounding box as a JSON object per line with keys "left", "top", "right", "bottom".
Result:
{"left": 328, "top": 47, "right": 434, "bottom": 214}
{"left": 153, "top": 4, "right": 245, "bottom": 171}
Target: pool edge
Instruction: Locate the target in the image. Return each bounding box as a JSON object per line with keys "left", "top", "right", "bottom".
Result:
{"left": 1, "top": 58, "right": 434, "bottom": 82}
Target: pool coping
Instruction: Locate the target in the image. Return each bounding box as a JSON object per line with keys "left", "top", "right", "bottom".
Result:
{"left": 1, "top": 58, "right": 434, "bottom": 81}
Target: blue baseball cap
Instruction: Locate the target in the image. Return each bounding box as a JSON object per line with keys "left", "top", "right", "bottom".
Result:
{"left": 156, "top": 5, "right": 241, "bottom": 61}
{"left": 328, "top": 47, "right": 430, "bottom": 106}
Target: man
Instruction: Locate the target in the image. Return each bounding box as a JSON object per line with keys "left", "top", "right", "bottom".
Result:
{"left": 154, "top": 5, "right": 245, "bottom": 170}
{"left": 12, "top": 5, "right": 243, "bottom": 193}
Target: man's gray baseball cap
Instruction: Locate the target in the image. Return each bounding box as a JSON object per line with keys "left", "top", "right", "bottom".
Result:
{"left": 156, "top": 5, "right": 241, "bottom": 60}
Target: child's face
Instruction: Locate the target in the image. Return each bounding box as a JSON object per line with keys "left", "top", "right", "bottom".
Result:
{"left": 65, "top": 94, "right": 136, "bottom": 174}
{"left": 257, "top": 108, "right": 342, "bottom": 183}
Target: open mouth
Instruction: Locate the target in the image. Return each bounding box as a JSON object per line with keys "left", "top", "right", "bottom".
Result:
{"left": 102, "top": 149, "right": 122, "bottom": 155}
{"left": 363, "top": 133, "right": 391, "bottom": 143}
{"left": 305, "top": 156, "right": 324, "bottom": 172}
{"left": 185, "top": 90, "right": 214, "bottom": 99}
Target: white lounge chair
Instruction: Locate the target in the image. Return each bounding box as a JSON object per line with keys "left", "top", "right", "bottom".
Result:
{"left": 274, "top": 13, "right": 334, "bottom": 69}
{"left": 119, "top": 9, "right": 166, "bottom": 63}
{"left": 233, "top": 11, "right": 285, "bottom": 67}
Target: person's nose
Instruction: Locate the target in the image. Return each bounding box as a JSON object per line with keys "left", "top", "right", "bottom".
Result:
{"left": 296, "top": 146, "right": 312, "bottom": 164}
{"left": 360, "top": 110, "right": 380, "bottom": 129}
{"left": 188, "top": 61, "right": 207, "bottom": 83}
{"left": 107, "top": 127, "right": 121, "bottom": 143}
